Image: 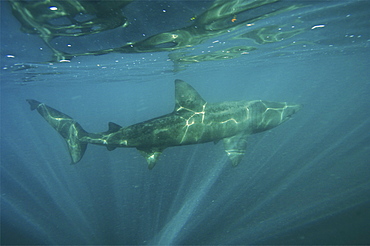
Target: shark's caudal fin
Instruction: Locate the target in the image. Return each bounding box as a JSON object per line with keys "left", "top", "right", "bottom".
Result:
{"left": 26, "top": 99, "right": 88, "bottom": 164}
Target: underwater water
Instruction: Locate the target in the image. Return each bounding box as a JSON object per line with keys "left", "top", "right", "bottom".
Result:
{"left": 1, "top": 0, "right": 370, "bottom": 245}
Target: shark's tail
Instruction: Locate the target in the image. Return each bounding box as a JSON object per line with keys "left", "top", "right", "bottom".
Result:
{"left": 26, "top": 99, "right": 88, "bottom": 164}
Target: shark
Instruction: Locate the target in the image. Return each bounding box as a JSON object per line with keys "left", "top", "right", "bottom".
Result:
{"left": 27, "top": 79, "right": 302, "bottom": 169}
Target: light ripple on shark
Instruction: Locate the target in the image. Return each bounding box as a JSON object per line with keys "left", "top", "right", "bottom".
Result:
{"left": 27, "top": 79, "right": 302, "bottom": 169}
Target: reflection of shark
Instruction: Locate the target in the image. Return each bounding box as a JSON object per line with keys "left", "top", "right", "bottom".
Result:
{"left": 27, "top": 79, "right": 302, "bottom": 169}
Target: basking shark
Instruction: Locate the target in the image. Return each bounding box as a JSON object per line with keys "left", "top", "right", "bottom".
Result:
{"left": 27, "top": 79, "right": 302, "bottom": 169}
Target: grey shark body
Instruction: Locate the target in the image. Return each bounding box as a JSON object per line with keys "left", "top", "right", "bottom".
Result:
{"left": 27, "top": 79, "right": 301, "bottom": 169}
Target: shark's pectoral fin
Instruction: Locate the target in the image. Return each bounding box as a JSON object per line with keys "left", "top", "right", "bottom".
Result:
{"left": 223, "top": 132, "right": 249, "bottom": 167}
{"left": 137, "top": 147, "right": 165, "bottom": 170}
{"left": 68, "top": 141, "right": 87, "bottom": 164}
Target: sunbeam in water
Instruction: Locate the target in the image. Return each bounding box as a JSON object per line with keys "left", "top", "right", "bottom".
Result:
{"left": 1, "top": 0, "right": 370, "bottom": 245}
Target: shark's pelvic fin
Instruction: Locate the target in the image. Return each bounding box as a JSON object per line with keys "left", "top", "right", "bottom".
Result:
{"left": 174, "top": 79, "right": 206, "bottom": 112}
{"left": 137, "top": 147, "right": 165, "bottom": 170}
{"left": 223, "top": 132, "right": 249, "bottom": 167}
{"left": 26, "top": 99, "right": 88, "bottom": 164}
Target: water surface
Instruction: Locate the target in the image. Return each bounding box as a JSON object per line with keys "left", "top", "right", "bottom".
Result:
{"left": 1, "top": 0, "right": 370, "bottom": 244}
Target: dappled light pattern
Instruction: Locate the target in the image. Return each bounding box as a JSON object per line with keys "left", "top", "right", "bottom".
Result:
{"left": 26, "top": 80, "right": 301, "bottom": 170}
{"left": 2, "top": 1, "right": 370, "bottom": 244}
{"left": 169, "top": 46, "right": 257, "bottom": 72}
{"left": 235, "top": 24, "right": 306, "bottom": 45}
{"left": 10, "top": 0, "right": 306, "bottom": 63}
{"left": 9, "top": 0, "right": 132, "bottom": 61}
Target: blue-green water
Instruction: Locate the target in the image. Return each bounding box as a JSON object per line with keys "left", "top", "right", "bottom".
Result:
{"left": 1, "top": 0, "right": 370, "bottom": 244}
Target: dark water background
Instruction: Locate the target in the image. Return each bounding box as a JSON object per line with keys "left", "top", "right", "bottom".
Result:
{"left": 1, "top": 0, "right": 370, "bottom": 245}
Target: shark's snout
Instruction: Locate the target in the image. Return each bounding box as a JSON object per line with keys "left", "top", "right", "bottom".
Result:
{"left": 283, "top": 103, "right": 303, "bottom": 121}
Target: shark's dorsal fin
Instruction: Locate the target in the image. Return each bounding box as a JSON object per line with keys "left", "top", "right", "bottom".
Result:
{"left": 174, "top": 79, "right": 206, "bottom": 112}
{"left": 108, "top": 122, "right": 122, "bottom": 133}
